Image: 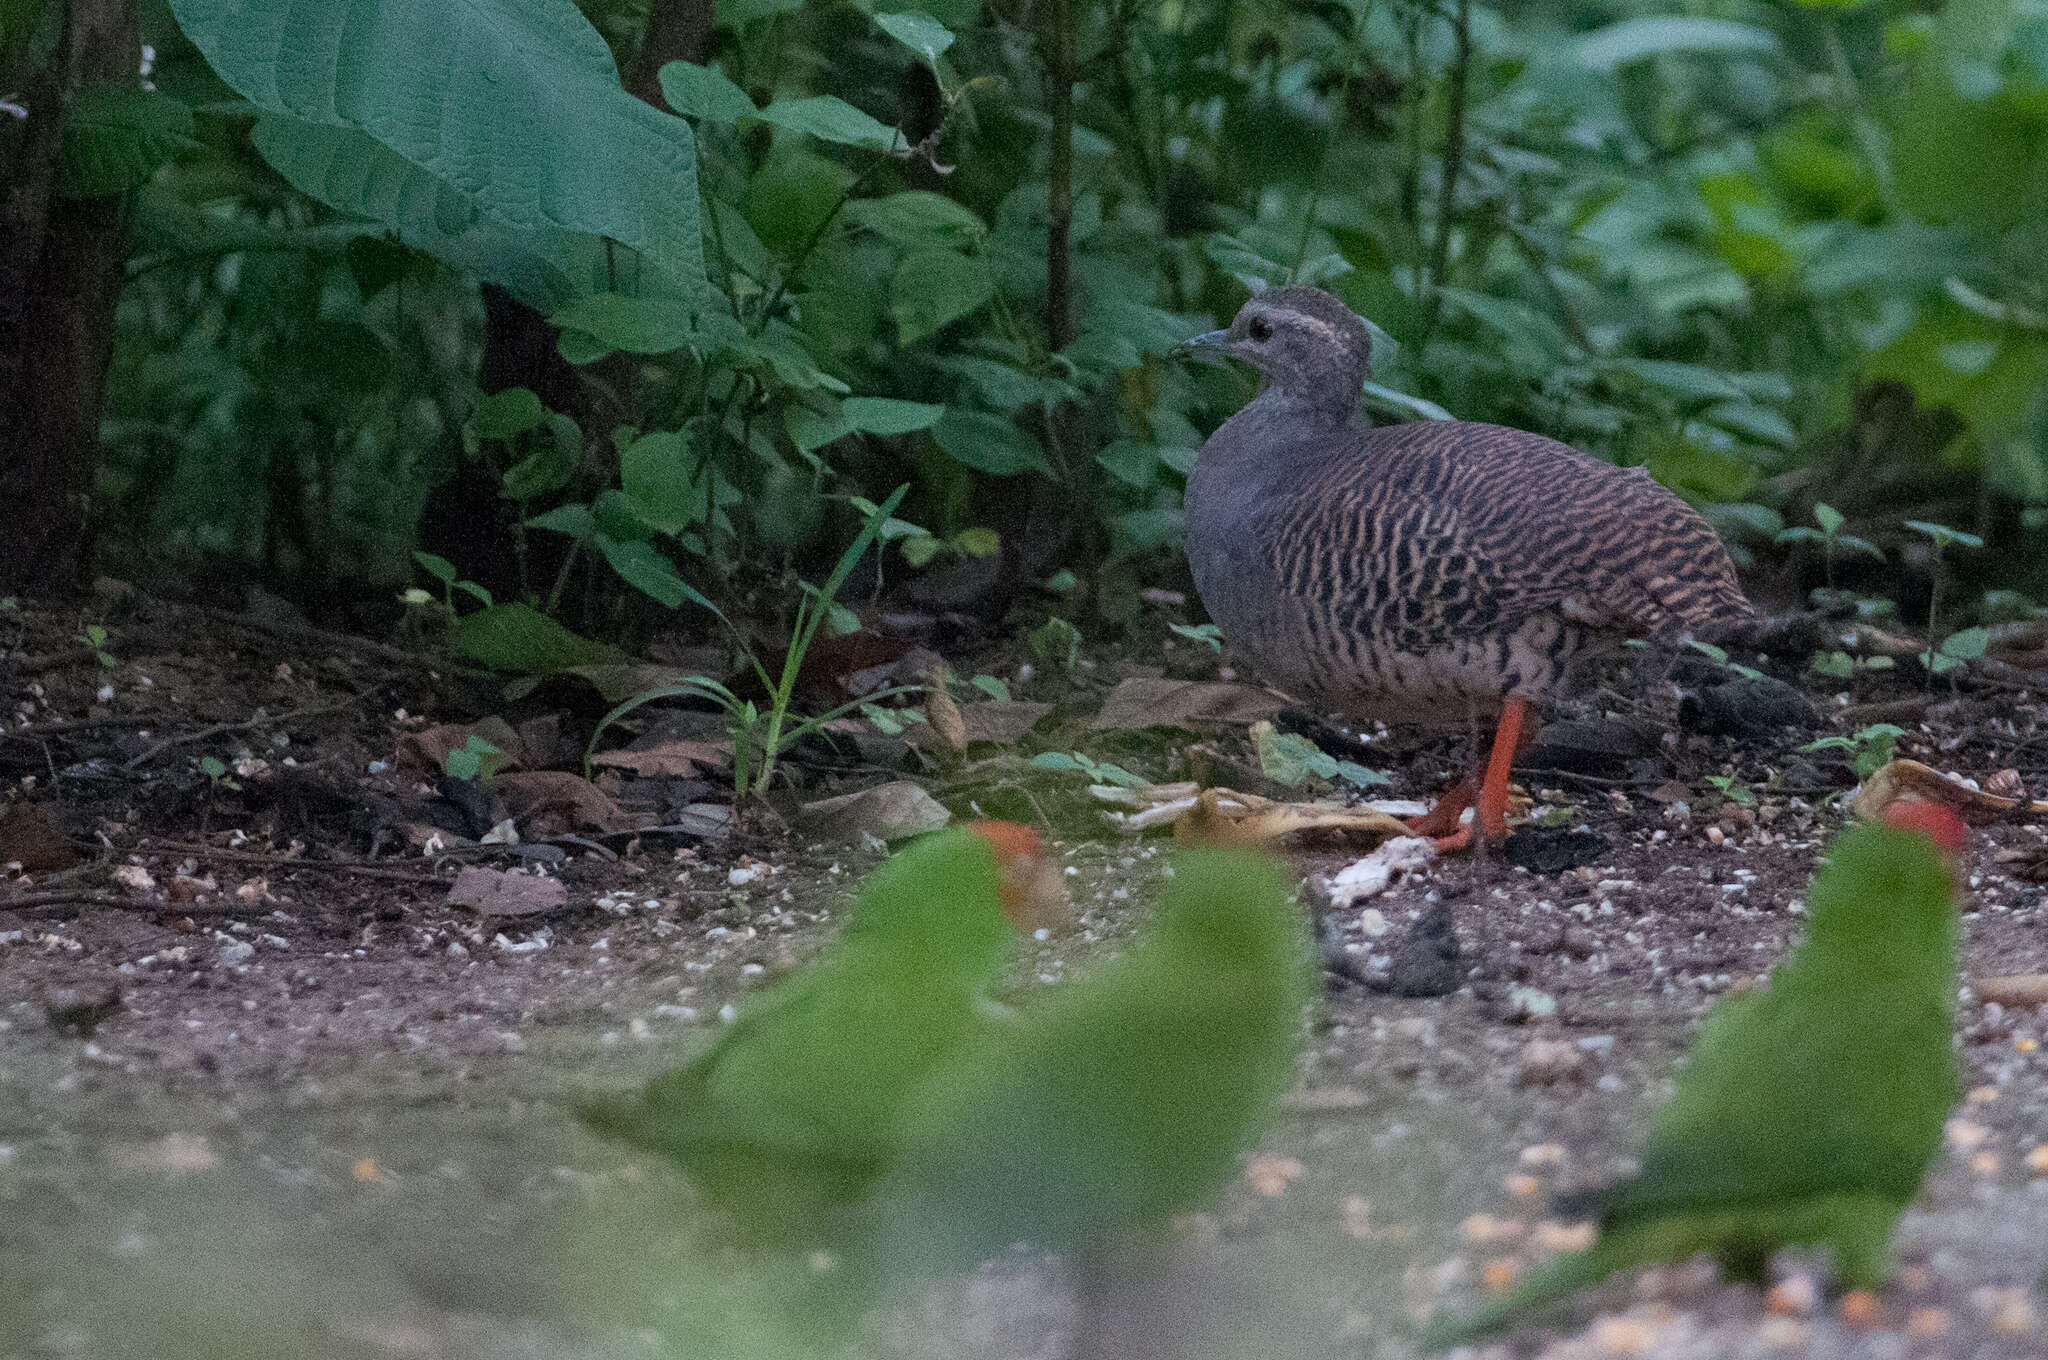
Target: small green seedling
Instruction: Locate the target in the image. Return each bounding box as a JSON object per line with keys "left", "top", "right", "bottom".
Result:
{"left": 859, "top": 702, "right": 929, "bottom": 736}
{"left": 1810, "top": 651, "right": 1894, "bottom": 680}
{"left": 1688, "top": 639, "right": 1765, "bottom": 681}
{"left": 1799, "top": 723, "right": 1906, "bottom": 781}
{"left": 1704, "top": 771, "right": 1756, "bottom": 807}
{"left": 412, "top": 551, "right": 494, "bottom": 613}
{"left": 1168, "top": 622, "right": 1224, "bottom": 651}
{"left": 198, "top": 755, "right": 241, "bottom": 792}
{"left": 1029, "top": 617, "right": 1081, "bottom": 675}
{"left": 969, "top": 674, "right": 1012, "bottom": 702}
{"left": 1904, "top": 520, "right": 1985, "bottom": 682}
{"left": 1775, "top": 503, "right": 1882, "bottom": 590}
{"left": 444, "top": 734, "right": 507, "bottom": 783}
{"left": 77, "top": 624, "right": 114, "bottom": 669}
{"left": 1030, "top": 750, "right": 1148, "bottom": 789}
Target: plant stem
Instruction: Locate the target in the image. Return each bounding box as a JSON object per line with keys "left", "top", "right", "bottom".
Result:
{"left": 1044, "top": 0, "right": 1076, "bottom": 351}
{"left": 1417, "top": 0, "right": 1471, "bottom": 358}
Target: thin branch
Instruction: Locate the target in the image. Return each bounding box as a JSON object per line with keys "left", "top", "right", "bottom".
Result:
{"left": 121, "top": 701, "right": 356, "bottom": 773}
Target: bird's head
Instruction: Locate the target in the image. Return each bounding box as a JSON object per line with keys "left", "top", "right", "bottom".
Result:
{"left": 1183, "top": 286, "right": 1374, "bottom": 405}
{"left": 1878, "top": 797, "right": 1969, "bottom": 899}
{"left": 965, "top": 820, "right": 1068, "bottom": 934}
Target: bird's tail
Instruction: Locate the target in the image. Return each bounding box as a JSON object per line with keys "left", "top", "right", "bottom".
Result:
{"left": 1411, "top": 1232, "right": 1641, "bottom": 1351}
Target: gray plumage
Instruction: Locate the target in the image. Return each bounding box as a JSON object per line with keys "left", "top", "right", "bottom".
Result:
{"left": 1184, "top": 287, "right": 1753, "bottom": 727}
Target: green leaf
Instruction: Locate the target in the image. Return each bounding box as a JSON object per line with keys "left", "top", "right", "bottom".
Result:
{"left": 527, "top": 503, "right": 597, "bottom": 539}
{"left": 472, "top": 387, "right": 545, "bottom": 441}
{"left": 846, "top": 191, "right": 988, "bottom": 250}
{"left": 58, "top": 85, "right": 197, "bottom": 197}
{"left": 1940, "top": 626, "right": 1990, "bottom": 661}
{"left": 620, "top": 431, "right": 702, "bottom": 534}
{"left": 970, "top": 674, "right": 1011, "bottom": 701}
{"left": 1703, "top": 401, "right": 1796, "bottom": 450}
{"left": 550, "top": 292, "right": 748, "bottom": 360}
{"left": 892, "top": 248, "right": 995, "bottom": 343}
{"left": 413, "top": 551, "right": 458, "bottom": 584}
{"left": 874, "top": 11, "right": 955, "bottom": 63}
{"left": 754, "top": 96, "right": 903, "bottom": 150}
{"left": 172, "top": 0, "right": 706, "bottom": 290}
{"left": 595, "top": 533, "right": 698, "bottom": 610}
{"left": 1097, "top": 440, "right": 1163, "bottom": 489}
{"left": 1573, "top": 17, "right": 1779, "bottom": 72}
{"left": 844, "top": 396, "right": 946, "bottom": 436}
{"left": 1609, "top": 358, "right": 1747, "bottom": 403}
{"left": 1814, "top": 503, "right": 1845, "bottom": 536}
{"left": 932, "top": 409, "right": 1050, "bottom": 476}
{"left": 251, "top": 113, "right": 599, "bottom": 312}
{"left": 448, "top": 604, "right": 626, "bottom": 673}
{"left": 952, "top": 527, "right": 1000, "bottom": 557}
{"left": 499, "top": 412, "right": 582, "bottom": 501}
{"left": 1903, "top": 520, "right": 1985, "bottom": 550}
{"left": 752, "top": 324, "right": 851, "bottom": 393}
{"left": 656, "top": 60, "right": 756, "bottom": 122}
{"left": 1030, "top": 751, "right": 1085, "bottom": 773}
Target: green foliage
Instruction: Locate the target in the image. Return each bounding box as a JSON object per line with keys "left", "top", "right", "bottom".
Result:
{"left": 83, "top": 0, "right": 2048, "bottom": 637}
{"left": 76, "top": 624, "right": 115, "bottom": 670}
{"left": 1028, "top": 750, "right": 1146, "bottom": 789}
{"left": 584, "top": 489, "right": 912, "bottom": 800}
{"left": 1800, "top": 723, "right": 1906, "bottom": 780}
{"left": 1253, "top": 721, "right": 1389, "bottom": 790}
{"left": 443, "top": 734, "right": 506, "bottom": 783}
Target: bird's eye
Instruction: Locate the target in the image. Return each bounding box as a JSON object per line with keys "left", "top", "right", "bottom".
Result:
{"left": 1247, "top": 317, "right": 1272, "bottom": 342}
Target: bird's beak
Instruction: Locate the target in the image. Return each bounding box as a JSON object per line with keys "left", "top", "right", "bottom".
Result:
{"left": 1176, "top": 329, "right": 1232, "bottom": 361}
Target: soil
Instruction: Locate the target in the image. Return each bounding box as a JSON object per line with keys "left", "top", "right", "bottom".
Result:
{"left": 5, "top": 589, "right": 2048, "bottom": 1360}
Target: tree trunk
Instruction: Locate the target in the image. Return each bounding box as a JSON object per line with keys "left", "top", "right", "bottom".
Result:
{"left": 0, "top": 0, "right": 137, "bottom": 594}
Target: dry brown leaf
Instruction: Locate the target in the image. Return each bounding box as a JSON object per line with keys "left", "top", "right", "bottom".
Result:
{"left": 1853, "top": 758, "right": 2048, "bottom": 824}
{"left": 1090, "top": 678, "right": 1289, "bottom": 732}
{"left": 445, "top": 866, "right": 568, "bottom": 917}
{"left": 399, "top": 716, "right": 525, "bottom": 774}
{"left": 799, "top": 781, "right": 952, "bottom": 842}
{"left": 589, "top": 739, "right": 733, "bottom": 778}
{"left": 1172, "top": 786, "right": 1412, "bottom": 848}
{"left": 906, "top": 700, "right": 1054, "bottom": 750}
{"left": 925, "top": 666, "right": 967, "bottom": 756}
{"left": 493, "top": 771, "right": 629, "bottom": 835}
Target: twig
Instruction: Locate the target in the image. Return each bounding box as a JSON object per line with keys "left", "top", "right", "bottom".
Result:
{"left": 121, "top": 701, "right": 356, "bottom": 772}
{"left": 3, "top": 890, "right": 137, "bottom": 912}
{"left": 135, "top": 840, "right": 452, "bottom": 886}
{"left": 0, "top": 713, "right": 157, "bottom": 740}
{"left": 182, "top": 603, "right": 456, "bottom": 674}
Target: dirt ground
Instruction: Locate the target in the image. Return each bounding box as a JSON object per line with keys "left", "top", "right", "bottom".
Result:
{"left": 5, "top": 590, "right": 2048, "bottom": 1360}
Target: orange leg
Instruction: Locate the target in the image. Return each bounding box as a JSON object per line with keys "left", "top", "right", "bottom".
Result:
{"left": 1428, "top": 697, "right": 1534, "bottom": 855}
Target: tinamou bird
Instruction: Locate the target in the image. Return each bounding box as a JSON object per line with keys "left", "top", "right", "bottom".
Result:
{"left": 577, "top": 821, "right": 1062, "bottom": 1245}
{"left": 1419, "top": 798, "right": 1967, "bottom": 1347}
{"left": 868, "top": 846, "right": 1315, "bottom": 1289}
{"left": 1183, "top": 287, "right": 1754, "bottom": 851}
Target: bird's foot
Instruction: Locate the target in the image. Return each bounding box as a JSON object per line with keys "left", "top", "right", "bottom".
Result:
{"left": 1403, "top": 777, "right": 1477, "bottom": 840}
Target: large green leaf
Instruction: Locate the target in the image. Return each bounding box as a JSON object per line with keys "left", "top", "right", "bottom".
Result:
{"left": 170, "top": 0, "right": 706, "bottom": 292}
{"left": 932, "top": 409, "right": 1049, "bottom": 476}
{"left": 252, "top": 113, "right": 600, "bottom": 311}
